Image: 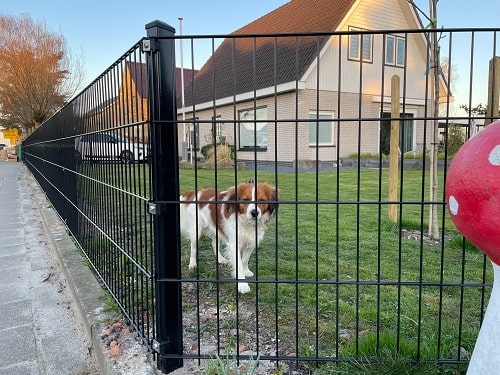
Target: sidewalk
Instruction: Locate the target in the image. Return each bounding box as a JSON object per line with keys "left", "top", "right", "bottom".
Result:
{"left": 0, "top": 161, "right": 100, "bottom": 374}
{"left": 0, "top": 161, "right": 197, "bottom": 375}
{"left": 0, "top": 161, "right": 165, "bottom": 375}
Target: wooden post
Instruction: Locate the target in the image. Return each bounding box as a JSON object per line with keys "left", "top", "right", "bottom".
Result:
{"left": 389, "top": 75, "right": 400, "bottom": 223}
{"left": 486, "top": 56, "right": 500, "bottom": 126}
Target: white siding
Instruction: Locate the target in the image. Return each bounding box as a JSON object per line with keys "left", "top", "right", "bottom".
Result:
{"left": 304, "top": 0, "right": 430, "bottom": 101}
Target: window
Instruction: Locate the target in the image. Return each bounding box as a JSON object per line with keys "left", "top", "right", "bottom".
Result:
{"left": 348, "top": 27, "right": 373, "bottom": 63}
{"left": 309, "top": 112, "right": 334, "bottom": 146}
{"left": 380, "top": 112, "right": 414, "bottom": 154}
{"left": 239, "top": 107, "right": 268, "bottom": 150}
{"left": 385, "top": 35, "right": 406, "bottom": 67}
{"left": 212, "top": 115, "right": 225, "bottom": 144}
{"left": 186, "top": 118, "right": 200, "bottom": 151}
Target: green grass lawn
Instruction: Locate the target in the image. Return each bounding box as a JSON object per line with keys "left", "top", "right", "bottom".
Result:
{"left": 179, "top": 166, "right": 491, "bottom": 374}
{"left": 76, "top": 163, "right": 490, "bottom": 374}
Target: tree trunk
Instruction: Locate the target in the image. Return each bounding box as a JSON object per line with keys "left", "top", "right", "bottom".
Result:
{"left": 428, "top": 0, "right": 440, "bottom": 240}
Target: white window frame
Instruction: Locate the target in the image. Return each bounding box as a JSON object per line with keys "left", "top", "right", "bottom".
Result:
{"left": 309, "top": 111, "right": 335, "bottom": 146}
{"left": 239, "top": 106, "right": 268, "bottom": 150}
{"left": 187, "top": 117, "right": 200, "bottom": 151}
{"left": 212, "top": 115, "right": 224, "bottom": 143}
{"left": 348, "top": 27, "right": 373, "bottom": 63}
{"left": 385, "top": 34, "right": 406, "bottom": 67}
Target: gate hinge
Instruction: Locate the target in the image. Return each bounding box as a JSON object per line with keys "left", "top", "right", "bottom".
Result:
{"left": 141, "top": 38, "right": 157, "bottom": 53}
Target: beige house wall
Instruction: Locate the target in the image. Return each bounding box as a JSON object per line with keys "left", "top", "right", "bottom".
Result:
{"left": 178, "top": 89, "right": 432, "bottom": 162}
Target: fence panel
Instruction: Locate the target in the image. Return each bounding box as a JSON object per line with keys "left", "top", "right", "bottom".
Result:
{"left": 23, "top": 35, "right": 160, "bottom": 364}
{"left": 22, "top": 24, "right": 500, "bottom": 374}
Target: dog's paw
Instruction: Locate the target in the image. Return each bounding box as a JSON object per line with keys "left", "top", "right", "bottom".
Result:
{"left": 188, "top": 261, "right": 197, "bottom": 270}
{"left": 218, "top": 256, "right": 229, "bottom": 265}
{"left": 244, "top": 269, "right": 254, "bottom": 277}
{"left": 238, "top": 282, "right": 251, "bottom": 294}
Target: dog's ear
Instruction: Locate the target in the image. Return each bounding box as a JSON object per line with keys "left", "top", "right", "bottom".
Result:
{"left": 224, "top": 186, "right": 238, "bottom": 215}
{"left": 268, "top": 186, "right": 279, "bottom": 215}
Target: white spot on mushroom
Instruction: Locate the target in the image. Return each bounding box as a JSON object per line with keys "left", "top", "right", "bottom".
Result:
{"left": 449, "top": 195, "right": 459, "bottom": 215}
{"left": 488, "top": 145, "right": 500, "bottom": 165}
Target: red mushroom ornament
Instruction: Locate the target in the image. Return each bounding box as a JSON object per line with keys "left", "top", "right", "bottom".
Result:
{"left": 446, "top": 120, "right": 500, "bottom": 374}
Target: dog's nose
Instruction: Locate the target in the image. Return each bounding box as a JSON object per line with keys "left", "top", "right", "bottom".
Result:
{"left": 250, "top": 209, "right": 259, "bottom": 218}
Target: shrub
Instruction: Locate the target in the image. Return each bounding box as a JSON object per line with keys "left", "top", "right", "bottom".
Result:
{"left": 202, "top": 142, "right": 235, "bottom": 163}
{"left": 446, "top": 125, "right": 465, "bottom": 156}
{"left": 201, "top": 144, "right": 214, "bottom": 159}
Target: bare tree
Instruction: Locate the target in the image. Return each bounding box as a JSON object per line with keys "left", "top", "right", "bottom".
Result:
{"left": 460, "top": 103, "right": 487, "bottom": 117}
{"left": 427, "top": 0, "right": 440, "bottom": 240}
{"left": 0, "top": 14, "right": 85, "bottom": 134}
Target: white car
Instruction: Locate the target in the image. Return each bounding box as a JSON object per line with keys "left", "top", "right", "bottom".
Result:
{"left": 75, "top": 133, "right": 148, "bottom": 164}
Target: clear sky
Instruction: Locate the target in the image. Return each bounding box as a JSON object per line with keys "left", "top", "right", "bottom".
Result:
{"left": 1, "top": 0, "right": 500, "bottom": 109}
{"left": 0, "top": 0, "right": 288, "bottom": 84}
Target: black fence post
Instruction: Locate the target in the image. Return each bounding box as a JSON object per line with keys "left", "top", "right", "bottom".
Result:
{"left": 145, "top": 20, "right": 183, "bottom": 373}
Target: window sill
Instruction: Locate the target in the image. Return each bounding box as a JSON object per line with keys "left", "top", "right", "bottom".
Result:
{"left": 238, "top": 147, "right": 268, "bottom": 152}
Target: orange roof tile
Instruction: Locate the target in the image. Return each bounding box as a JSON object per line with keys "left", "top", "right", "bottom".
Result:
{"left": 183, "top": 0, "right": 357, "bottom": 107}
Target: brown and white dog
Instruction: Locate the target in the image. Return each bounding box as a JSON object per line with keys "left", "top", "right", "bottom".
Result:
{"left": 180, "top": 181, "right": 278, "bottom": 293}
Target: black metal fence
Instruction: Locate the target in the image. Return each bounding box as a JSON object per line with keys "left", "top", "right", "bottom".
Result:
{"left": 22, "top": 21, "right": 500, "bottom": 374}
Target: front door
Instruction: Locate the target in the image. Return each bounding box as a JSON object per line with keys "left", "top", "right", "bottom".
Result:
{"left": 380, "top": 112, "right": 414, "bottom": 155}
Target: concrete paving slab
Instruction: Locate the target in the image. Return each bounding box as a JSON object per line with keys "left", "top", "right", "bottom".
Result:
{"left": 0, "top": 265, "right": 28, "bottom": 284}
{"left": 0, "top": 325, "right": 37, "bottom": 366}
{"left": 0, "top": 281, "right": 30, "bottom": 304}
{"left": 0, "top": 299, "right": 32, "bottom": 328}
{"left": 0, "top": 253, "right": 26, "bottom": 270}
{"left": 0, "top": 243, "right": 25, "bottom": 256}
{"left": 0, "top": 226, "right": 23, "bottom": 237}
{"left": 0, "top": 361, "right": 38, "bottom": 375}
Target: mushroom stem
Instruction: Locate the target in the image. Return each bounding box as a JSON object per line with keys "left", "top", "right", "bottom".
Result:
{"left": 467, "top": 261, "right": 500, "bottom": 375}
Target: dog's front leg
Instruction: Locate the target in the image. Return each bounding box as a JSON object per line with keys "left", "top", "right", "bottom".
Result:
{"left": 241, "top": 247, "right": 254, "bottom": 277}
{"left": 188, "top": 241, "right": 197, "bottom": 270}
{"left": 228, "top": 243, "right": 250, "bottom": 294}
{"left": 211, "top": 237, "right": 229, "bottom": 265}
{"left": 188, "top": 227, "right": 202, "bottom": 270}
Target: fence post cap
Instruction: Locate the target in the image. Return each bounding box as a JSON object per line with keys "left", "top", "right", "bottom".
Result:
{"left": 145, "top": 20, "right": 175, "bottom": 36}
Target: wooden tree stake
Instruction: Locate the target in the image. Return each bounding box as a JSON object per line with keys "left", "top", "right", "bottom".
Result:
{"left": 389, "top": 75, "right": 400, "bottom": 223}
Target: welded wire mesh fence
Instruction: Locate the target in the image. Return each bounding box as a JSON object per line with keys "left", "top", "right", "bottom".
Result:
{"left": 23, "top": 22, "right": 500, "bottom": 373}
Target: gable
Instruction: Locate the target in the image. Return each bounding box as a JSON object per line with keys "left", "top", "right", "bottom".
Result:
{"left": 339, "top": 0, "right": 422, "bottom": 31}
{"left": 301, "top": 0, "right": 431, "bottom": 97}
{"left": 123, "top": 61, "right": 198, "bottom": 102}
{"left": 183, "top": 0, "right": 357, "bottom": 108}
{"left": 125, "top": 61, "right": 148, "bottom": 99}
{"left": 182, "top": 0, "right": 441, "bottom": 109}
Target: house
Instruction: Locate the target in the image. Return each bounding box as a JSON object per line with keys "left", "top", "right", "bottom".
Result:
{"left": 178, "top": 0, "right": 449, "bottom": 166}
{"left": 118, "top": 62, "right": 198, "bottom": 143}
{"left": 78, "top": 62, "right": 198, "bottom": 144}
{"left": 75, "top": 62, "right": 146, "bottom": 141}
{"left": 118, "top": 61, "right": 149, "bottom": 142}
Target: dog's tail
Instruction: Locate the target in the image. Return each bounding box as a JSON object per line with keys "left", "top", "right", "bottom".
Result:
{"left": 179, "top": 193, "right": 192, "bottom": 236}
